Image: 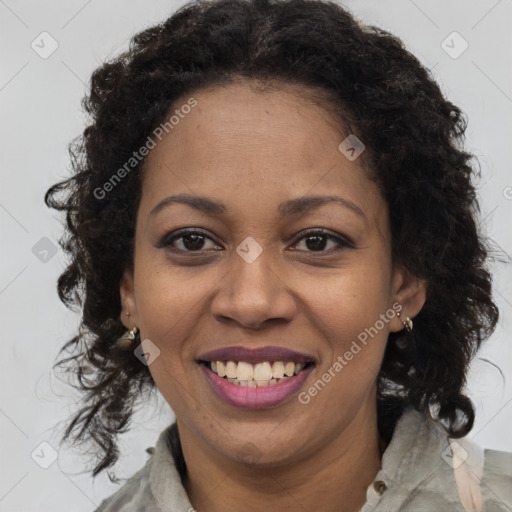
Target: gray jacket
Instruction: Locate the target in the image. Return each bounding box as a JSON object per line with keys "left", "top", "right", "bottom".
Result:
{"left": 94, "top": 407, "right": 512, "bottom": 511}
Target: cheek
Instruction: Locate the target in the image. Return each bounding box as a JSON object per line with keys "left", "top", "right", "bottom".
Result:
{"left": 132, "top": 260, "right": 204, "bottom": 415}
{"left": 301, "top": 260, "right": 391, "bottom": 340}
{"left": 296, "top": 264, "right": 392, "bottom": 397}
{"left": 134, "top": 255, "right": 212, "bottom": 337}
{"left": 298, "top": 272, "right": 391, "bottom": 422}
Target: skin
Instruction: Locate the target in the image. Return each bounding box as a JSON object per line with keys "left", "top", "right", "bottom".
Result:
{"left": 120, "top": 80, "right": 427, "bottom": 512}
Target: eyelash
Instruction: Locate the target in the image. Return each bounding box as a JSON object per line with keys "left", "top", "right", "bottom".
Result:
{"left": 157, "top": 228, "right": 355, "bottom": 255}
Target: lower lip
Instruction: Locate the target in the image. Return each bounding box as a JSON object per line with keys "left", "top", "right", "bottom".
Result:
{"left": 199, "top": 363, "right": 315, "bottom": 409}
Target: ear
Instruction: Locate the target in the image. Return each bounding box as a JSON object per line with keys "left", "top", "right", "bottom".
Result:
{"left": 119, "top": 267, "right": 137, "bottom": 330}
{"left": 388, "top": 264, "right": 427, "bottom": 333}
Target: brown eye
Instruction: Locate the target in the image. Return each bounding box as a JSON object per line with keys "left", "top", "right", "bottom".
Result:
{"left": 157, "top": 227, "right": 354, "bottom": 255}
{"left": 157, "top": 229, "right": 221, "bottom": 252}
{"left": 291, "top": 229, "right": 354, "bottom": 253}
{"left": 177, "top": 233, "right": 207, "bottom": 251}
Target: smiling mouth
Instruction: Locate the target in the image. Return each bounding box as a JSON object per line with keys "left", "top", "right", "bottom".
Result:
{"left": 197, "top": 360, "right": 316, "bottom": 387}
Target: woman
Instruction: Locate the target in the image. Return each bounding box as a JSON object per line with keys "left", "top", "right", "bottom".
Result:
{"left": 45, "top": 0, "right": 512, "bottom": 510}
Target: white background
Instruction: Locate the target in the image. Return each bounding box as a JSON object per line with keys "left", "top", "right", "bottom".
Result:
{"left": 1, "top": 0, "right": 511, "bottom": 510}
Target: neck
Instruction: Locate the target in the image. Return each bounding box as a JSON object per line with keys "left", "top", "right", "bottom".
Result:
{"left": 178, "top": 402, "right": 384, "bottom": 512}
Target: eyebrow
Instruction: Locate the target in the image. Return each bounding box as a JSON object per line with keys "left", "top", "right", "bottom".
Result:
{"left": 149, "top": 193, "right": 367, "bottom": 221}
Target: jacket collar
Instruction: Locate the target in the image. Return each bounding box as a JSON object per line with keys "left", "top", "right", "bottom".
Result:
{"left": 147, "top": 407, "right": 469, "bottom": 511}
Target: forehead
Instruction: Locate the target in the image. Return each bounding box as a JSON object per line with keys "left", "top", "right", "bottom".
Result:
{"left": 139, "top": 81, "right": 385, "bottom": 227}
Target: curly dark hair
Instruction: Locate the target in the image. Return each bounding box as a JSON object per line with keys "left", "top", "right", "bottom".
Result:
{"left": 45, "top": 0, "right": 500, "bottom": 482}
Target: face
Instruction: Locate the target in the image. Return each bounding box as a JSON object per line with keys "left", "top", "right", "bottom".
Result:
{"left": 120, "top": 80, "right": 426, "bottom": 467}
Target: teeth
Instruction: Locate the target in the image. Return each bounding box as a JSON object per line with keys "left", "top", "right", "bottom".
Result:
{"left": 236, "top": 361, "right": 254, "bottom": 380}
{"left": 254, "top": 362, "right": 272, "bottom": 380}
{"left": 284, "top": 362, "right": 295, "bottom": 376}
{"left": 217, "top": 361, "right": 226, "bottom": 377}
{"left": 208, "top": 360, "right": 309, "bottom": 386}
{"left": 225, "top": 361, "right": 237, "bottom": 379}
{"left": 271, "top": 361, "right": 285, "bottom": 379}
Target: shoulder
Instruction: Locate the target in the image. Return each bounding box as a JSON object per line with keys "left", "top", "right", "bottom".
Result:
{"left": 93, "top": 422, "right": 192, "bottom": 512}
{"left": 93, "top": 430, "right": 173, "bottom": 512}
{"left": 480, "top": 447, "right": 512, "bottom": 509}
{"left": 93, "top": 462, "right": 154, "bottom": 512}
{"left": 483, "top": 447, "right": 512, "bottom": 478}
{"left": 438, "top": 424, "right": 512, "bottom": 511}
{"left": 366, "top": 407, "right": 512, "bottom": 511}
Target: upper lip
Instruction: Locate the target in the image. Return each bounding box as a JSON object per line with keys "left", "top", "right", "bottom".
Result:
{"left": 197, "top": 346, "right": 317, "bottom": 365}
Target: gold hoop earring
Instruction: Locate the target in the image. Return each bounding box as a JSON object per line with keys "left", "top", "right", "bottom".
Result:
{"left": 397, "top": 311, "right": 413, "bottom": 332}
{"left": 116, "top": 326, "right": 139, "bottom": 349}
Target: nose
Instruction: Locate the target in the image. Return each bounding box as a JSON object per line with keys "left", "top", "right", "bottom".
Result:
{"left": 210, "top": 247, "right": 297, "bottom": 330}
